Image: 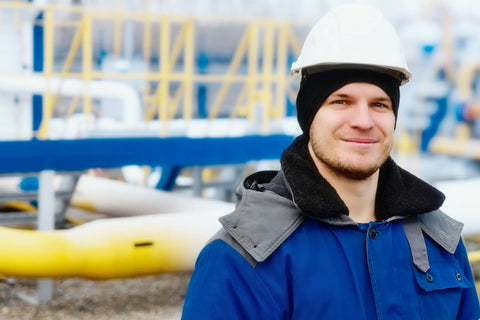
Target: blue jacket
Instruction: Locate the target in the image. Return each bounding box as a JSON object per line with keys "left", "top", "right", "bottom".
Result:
{"left": 182, "top": 137, "right": 480, "bottom": 319}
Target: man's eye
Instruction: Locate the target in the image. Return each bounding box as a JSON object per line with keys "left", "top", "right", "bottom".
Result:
{"left": 373, "top": 103, "right": 389, "bottom": 108}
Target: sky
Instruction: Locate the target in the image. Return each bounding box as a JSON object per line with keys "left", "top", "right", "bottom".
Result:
{"left": 74, "top": 0, "right": 480, "bottom": 22}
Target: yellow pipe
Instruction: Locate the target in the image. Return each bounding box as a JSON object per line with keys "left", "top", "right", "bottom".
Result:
{"left": 0, "top": 211, "right": 224, "bottom": 279}
{"left": 3, "top": 201, "right": 36, "bottom": 212}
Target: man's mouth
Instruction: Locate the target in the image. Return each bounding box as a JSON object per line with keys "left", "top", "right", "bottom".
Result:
{"left": 343, "top": 138, "right": 377, "bottom": 144}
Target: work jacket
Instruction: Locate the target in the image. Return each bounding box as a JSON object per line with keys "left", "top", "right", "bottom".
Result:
{"left": 182, "top": 136, "right": 480, "bottom": 319}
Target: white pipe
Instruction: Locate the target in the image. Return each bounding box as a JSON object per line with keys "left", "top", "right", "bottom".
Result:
{"left": 0, "top": 74, "right": 142, "bottom": 125}
{"left": 71, "top": 175, "right": 235, "bottom": 217}
{"left": 436, "top": 178, "right": 480, "bottom": 236}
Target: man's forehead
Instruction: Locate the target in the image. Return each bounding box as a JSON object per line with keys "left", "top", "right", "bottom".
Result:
{"left": 329, "top": 82, "right": 391, "bottom": 99}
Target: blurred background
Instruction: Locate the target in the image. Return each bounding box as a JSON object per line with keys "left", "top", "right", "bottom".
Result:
{"left": 0, "top": 0, "right": 480, "bottom": 318}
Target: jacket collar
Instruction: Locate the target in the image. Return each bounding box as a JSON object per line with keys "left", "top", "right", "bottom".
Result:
{"left": 219, "top": 174, "right": 304, "bottom": 263}
{"left": 219, "top": 170, "right": 462, "bottom": 264}
{"left": 280, "top": 135, "right": 446, "bottom": 222}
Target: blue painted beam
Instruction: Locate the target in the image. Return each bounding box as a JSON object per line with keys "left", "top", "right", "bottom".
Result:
{"left": 32, "top": 12, "right": 44, "bottom": 133}
{"left": 0, "top": 135, "right": 295, "bottom": 173}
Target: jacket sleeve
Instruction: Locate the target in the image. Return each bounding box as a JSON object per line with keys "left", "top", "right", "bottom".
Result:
{"left": 181, "top": 239, "right": 285, "bottom": 320}
{"left": 455, "top": 238, "right": 480, "bottom": 320}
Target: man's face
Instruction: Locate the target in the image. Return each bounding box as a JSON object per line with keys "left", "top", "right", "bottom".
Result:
{"left": 308, "top": 82, "right": 395, "bottom": 180}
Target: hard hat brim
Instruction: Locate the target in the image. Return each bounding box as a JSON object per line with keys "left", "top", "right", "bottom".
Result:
{"left": 291, "top": 63, "right": 410, "bottom": 86}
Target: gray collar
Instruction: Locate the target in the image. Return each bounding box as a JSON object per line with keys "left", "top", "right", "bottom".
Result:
{"left": 219, "top": 174, "right": 463, "bottom": 264}
{"left": 417, "top": 209, "right": 463, "bottom": 254}
{"left": 219, "top": 187, "right": 305, "bottom": 263}
{"left": 402, "top": 210, "right": 463, "bottom": 273}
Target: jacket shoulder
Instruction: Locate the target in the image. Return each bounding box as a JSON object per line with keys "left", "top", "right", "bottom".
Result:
{"left": 210, "top": 228, "right": 258, "bottom": 267}
{"left": 212, "top": 171, "right": 304, "bottom": 266}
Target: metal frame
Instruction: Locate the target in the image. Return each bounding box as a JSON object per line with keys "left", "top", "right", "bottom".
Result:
{"left": 0, "top": 135, "right": 294, "bottom": 173}
{"left": 0, "top": 1, "right": 303, "bottom": 138}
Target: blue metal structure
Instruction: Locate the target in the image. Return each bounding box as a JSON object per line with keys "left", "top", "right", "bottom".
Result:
{"left": 0, "top": 135, "right": 295, "bottom": 174}
{"left": 421, "top": 95, "right": 449, "bottom": 152}
{"left": 32, "top": 12, "right": 44, "bottom": 134}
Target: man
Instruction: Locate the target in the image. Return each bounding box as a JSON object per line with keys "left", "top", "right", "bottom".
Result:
{"left": 182, "top": 4, "right": 480, "bottom": 319}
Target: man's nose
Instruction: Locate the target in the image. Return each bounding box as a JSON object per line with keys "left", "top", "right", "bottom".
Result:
{"left": 349, "top": 103, "right": 374, "bottom": 129}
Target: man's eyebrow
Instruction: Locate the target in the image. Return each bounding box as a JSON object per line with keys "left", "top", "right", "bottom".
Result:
{"left": 326, "top": 93, "right": 392, "bottom": 102}
{"left": 328, "top": 93, "right": 350, "bottom": 99}
{"left": 375, "top": 96, "right": 392, "bottom": 102}
{"left": 374, "top": 96, "right": 393, "bottom": 106}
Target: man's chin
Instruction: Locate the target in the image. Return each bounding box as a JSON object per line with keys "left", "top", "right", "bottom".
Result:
{"left": 337, "top": 167, "right": 378, "bottom": 180}
{"left": 328, "top": 161, "right": 383, "bottom": 180}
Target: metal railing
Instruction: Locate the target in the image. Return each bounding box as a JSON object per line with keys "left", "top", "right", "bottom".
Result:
{"left": 0, "top": 1, "right": 305, "bottom": 138}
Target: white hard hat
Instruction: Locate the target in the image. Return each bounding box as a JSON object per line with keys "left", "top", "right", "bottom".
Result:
{"left": 291, "top": 4, "right": 411, "bottom": 85}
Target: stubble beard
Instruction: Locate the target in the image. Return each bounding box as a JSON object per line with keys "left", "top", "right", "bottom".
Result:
{"left": 309, "top": 141, "right": 392, "bottom": 180}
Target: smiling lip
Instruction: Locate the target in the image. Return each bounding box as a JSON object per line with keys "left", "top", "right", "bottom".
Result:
{"left": 343, "top": 138, "right": 377, "bottom": 146}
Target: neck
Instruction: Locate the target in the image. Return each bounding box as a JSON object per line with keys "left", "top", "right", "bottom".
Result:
{"left": 308, "top": 148, "right": 379, "bottom": 223}
{"left": 328, "top": 171, "right": 379, "bottom": 223}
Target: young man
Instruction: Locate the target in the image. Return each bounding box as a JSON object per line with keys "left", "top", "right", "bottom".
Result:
{"left": 182, "top": 4, "right": 480, "bottom": 319}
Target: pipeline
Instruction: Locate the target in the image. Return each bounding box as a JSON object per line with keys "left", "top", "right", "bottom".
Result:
{"left": 0, "top": 74, "right": 142, "bottom": 126}
{"left": 0, "top": 210, "right": 226, "bottom": 280}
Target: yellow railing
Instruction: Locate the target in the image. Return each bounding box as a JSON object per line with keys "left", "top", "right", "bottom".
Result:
{"left": 0, "top": 1, "right": 304, "bottom": 138}
{"left": 210, "top": 21, "right": 301, "bottom": 134}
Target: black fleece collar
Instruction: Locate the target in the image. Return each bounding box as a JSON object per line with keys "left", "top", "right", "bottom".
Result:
{"left": 280, "top": 135, "right": 445, "bottom": 221}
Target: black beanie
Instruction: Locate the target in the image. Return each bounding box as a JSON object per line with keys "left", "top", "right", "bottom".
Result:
{"left": 296, "top": 69, "right": 400, "bottom": 135}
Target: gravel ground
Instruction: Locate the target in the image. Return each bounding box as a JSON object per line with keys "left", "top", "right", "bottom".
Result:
{"left": 1, "top": 271, "right": 480, "bottom": 320}
{"left": 0, "top": 273, "right": 191, "bottom": 320}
